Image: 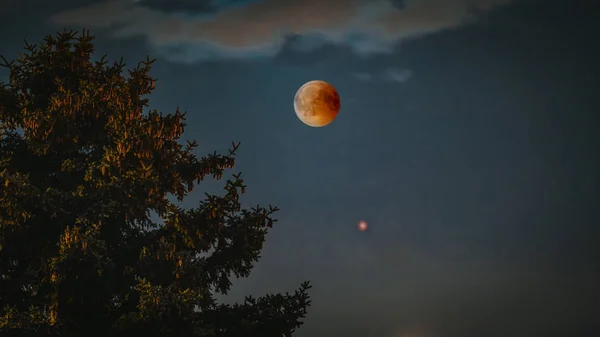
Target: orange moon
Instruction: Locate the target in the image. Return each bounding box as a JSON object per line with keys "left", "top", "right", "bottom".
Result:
{"left": 293, "top": 80, "right": 340, "bottom": 127}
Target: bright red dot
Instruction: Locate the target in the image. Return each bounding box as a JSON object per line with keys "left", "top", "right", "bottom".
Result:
{"left": 358, "top": 220, "right": 368, "bottom": 232}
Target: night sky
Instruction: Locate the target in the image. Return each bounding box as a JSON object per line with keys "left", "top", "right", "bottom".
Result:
{"left": 1, "top": 0, "right": 599, "bottom": 336}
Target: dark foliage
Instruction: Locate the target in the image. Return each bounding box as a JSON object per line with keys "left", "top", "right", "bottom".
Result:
{"left": 0, "top": 30, "right": 311, "bottom": 337}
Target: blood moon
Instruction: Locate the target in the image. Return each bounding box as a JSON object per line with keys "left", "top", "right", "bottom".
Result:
{"left": 293, "top": 80, "right": 340, "bottom": 127}
{"left": 357, "top": 220, "right": 368, "bottom": 232}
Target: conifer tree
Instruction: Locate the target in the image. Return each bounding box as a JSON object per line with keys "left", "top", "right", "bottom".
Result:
{"left": 0, "top": 30, "right": 311, "bottom": 337}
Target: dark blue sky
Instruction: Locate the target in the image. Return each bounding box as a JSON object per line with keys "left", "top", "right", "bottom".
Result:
{"left": 1, "top": 0, "right": 599, "bottom": 336}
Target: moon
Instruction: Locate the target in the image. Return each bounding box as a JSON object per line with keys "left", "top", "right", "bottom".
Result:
{"left": 294, "top": 80, "right": 340, "bottom": 127}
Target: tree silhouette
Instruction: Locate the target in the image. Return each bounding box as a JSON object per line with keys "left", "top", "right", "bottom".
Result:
{"left": 0, "top": 30, "right": 311, "bottom": 337}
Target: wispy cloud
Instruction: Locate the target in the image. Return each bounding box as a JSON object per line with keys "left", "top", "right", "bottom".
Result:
{"left": 351, "top": 67, "right": 412, "bottom": 83}
{"left": 383, "top": 67, "right": 413, "bottom": 83}
{"left": 50, "top": 0, "right": 513, "bottom": 63}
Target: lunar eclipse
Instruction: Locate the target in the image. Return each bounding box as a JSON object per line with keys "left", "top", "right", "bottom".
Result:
{"left": 293, "top": 80, "right": 340, "bottom": 127}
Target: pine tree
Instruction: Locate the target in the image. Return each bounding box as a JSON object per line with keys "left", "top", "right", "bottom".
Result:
{"left": 0, "top": 30, "right": 311, "bottom": 337}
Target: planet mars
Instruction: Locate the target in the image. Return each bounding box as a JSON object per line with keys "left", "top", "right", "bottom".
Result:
{"left": 358, "top": 220, "right": 368, "bottom": 232}
{"left": 293, "top": 80, "right": 340, "bottom": 127}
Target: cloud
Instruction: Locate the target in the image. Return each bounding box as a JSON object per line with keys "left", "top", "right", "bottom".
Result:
{"left": 50, "top": 0, "right": 513, "bottom": 63}
{"left": 351, "top": 67, "right": 412, "bottom": 83}
{"left": 383, "top": 67, "right": 413, "bottom": 83}
{"left": 137, "top": 0, "right": 264, "bottom": 14}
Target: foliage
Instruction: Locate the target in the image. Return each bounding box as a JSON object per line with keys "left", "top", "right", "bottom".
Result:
{"left": 0, "top": 30, "right": 311, "bottom": 337}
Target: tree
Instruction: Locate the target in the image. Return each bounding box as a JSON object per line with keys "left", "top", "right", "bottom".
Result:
{"left": 0, "top": 30, "right": 311, "bottom": 337}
